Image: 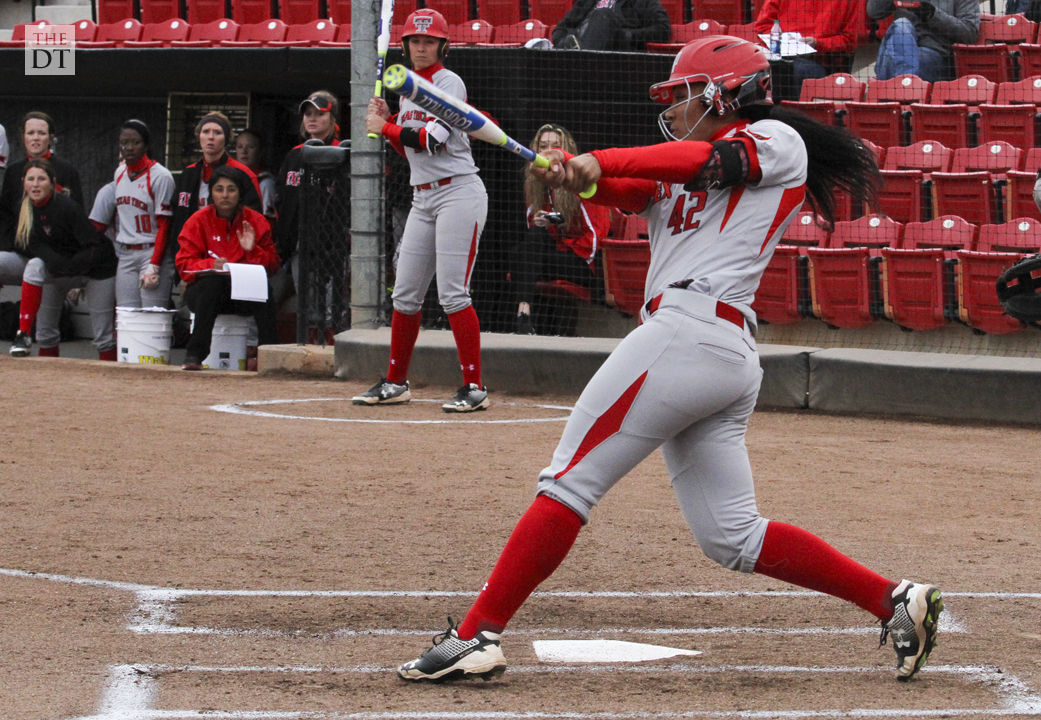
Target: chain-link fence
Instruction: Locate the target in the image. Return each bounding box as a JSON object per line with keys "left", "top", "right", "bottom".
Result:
{"left": 296, "top": 140, "right": 352, "bottom": 345}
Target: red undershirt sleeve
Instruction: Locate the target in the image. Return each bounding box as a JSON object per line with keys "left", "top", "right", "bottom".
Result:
{"left": 150, "top": 215, "right": 170, "bottom": 266}
{"left": 381, "top": 120, "right": 407, "bottom": 157}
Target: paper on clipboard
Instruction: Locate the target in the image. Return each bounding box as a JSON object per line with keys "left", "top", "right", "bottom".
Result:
{"left": 226, "top": 262, "right": 269, "bottom": 302}
{"left": 759, "top": 32, "right": 817, "bottom": 57}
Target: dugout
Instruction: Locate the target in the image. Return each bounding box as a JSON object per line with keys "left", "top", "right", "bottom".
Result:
{"left": 0, "top": 46, "right": 690, "bottom": 335}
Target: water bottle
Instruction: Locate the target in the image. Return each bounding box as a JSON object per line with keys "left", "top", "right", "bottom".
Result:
{"left": 769, "top": 19, "right": 782, "bottom": 60}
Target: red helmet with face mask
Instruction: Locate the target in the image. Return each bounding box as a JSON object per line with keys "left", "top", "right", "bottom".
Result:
{"left": 649, "top": 35, "right": 772, "bottom": 115}
{"left": 402, "top": 9, "right": 451, "bottom": 64}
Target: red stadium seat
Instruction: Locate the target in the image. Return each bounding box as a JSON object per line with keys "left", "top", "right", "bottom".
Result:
{"left": 477, "top": 0, "right": 523, "bottom": 25}
{"left": 78, "top": 18, "right": 143, "bottom": 48}
{"left": 0, "top": 20, "right": 50, "bottom": 48}
{"left": 97, "top": 0, "right": 136, "bottom": 24}
{"left": 327, "top": 0, "right": 351, "bottom": 25}
{"left": 1017, "top": 42, "right": 1041, "bottom": 78}
{"left": 1003, "top": 170, "right": 1038, "bottom": 222}
{"left": 317, "top": 22, "right": 351, "bottom": 45}
{"left": 452, "top": 19, "right": 494, "bottom": 45}
{"left": 279, "top": 0, "right": 321, "bottom": 24}
{"left": 691, "top": 0, "right": 744, "bottom": 25}
{"left": 876, "top": 169, "right": 926, "bottom": 224}
{"left": 491, "top": 19, "right": 549, "bottom": 45}
{"left": 931, "top": 74, "right": 997, "bottom": 105}
{"left": 883, "top": 140, "right": 953, "bottom": 174}
{"left": 171, "top": 18, "right": 240, "bottom": 46}
{"left": 799, "top": 73, "right": 866, "bottom": 103}
{"left": 995, "top": 75, "right": 1041, "bottom": 104}
{"left": 807, "top": 215, "right": 903, "bottom": 328}
{"left": 881, "top": 216, "right": 977, "bottom": 331}
{"left": 931, "top": 171, "right": 996, "bottom": 225}
{"left": 527, "top": 0, "right": 571, "bottom": 26}
{"left": 221, "top": 18, "right": 288, "bottom": 45}
{"left": 430, "top": 0, "right": 471, "bottom": 24}
{"left": 952, "top": 140, "right": 1021, "bottom": 177}
{"left": 955, "top": 217, "right": 1041, "bottom": 334}
{"left": 1023, "top": 146, "right": 1041, "bottom": 171}
{"left": 978, "top": 12, "right": 1038, "bottom": 44}
{"left": 779, "top": 100, "right": 839, "bottom": 126}
{"left": 845, "top": 101, "right": 905, "bottom": 148}
{"left": 231, "top": 0, "right": 276, "bottom": 24}
{"left": 139, "top": 0, "right": 183, "bottom": 23}
{"left": 124, "top": 18, "right": 191, "bottom": 47}
{"left": 647, "top": 19, "right": 725, "bottom": 53}
{"left": 752, "top": 212, "right": 830, "bottom": 324}
{"left": 266, "top": 19, "right": 337, "bottom": 46}
{"left": 975, "top": 103, "right": 1039, "bottom": 147}
{"left": 186, "top": 0, "right": 228, "bottom": 24}
{"left": 726, "top": 22, "right": 759, "bottom": 43}
{"left": 72, "top": 19, "right": 98, "bottom": 42}
{"left": 909, "top": 103, "right": 972, "bottom": 148}
{"left": 601, "top": 215, "right": 650, "bottom": 317}
{"left": 953, "top": 43, "right": 1016, "bottom": 83}
{"left": 865, "top": 74, "right": 931, "bottom": 104}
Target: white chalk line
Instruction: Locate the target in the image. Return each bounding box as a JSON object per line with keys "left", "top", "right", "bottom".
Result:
{"left": 71, "top": 663, "right": 1041, "bottom": 720}
{"left": 209, "top": 397, "right": 573, "bottom": 424}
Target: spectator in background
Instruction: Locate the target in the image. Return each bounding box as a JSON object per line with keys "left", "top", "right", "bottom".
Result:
{"left": 0, "top": 111, "right": 84, "bottom": 294}
{"left": 867, "top": 0, "right": 979, "bottom": 82}
{"left": 271, "top": 90, "right": 342, "bottom": 308}
{"left": 8, "top": 158, "right": 117, "bottom": 359}
{"left": 157, "top": 111, "right": 262, "bottom": 289}
{"left": 90, "top": 120, "right": 176, "bottom": 309}
{"left": 754, "top": 0, "right": 862, "bottom": 92}
{"left": 175, "top": 165, "right": 280, "bottom": 371}
{"left": 512, "top": 123, "right": 612, "bottom": 335}
{"left": 235, "top": 127, "right": 277, "bottom": 222}
{"left": 552, "top": 0, "right": 670, "bottom": 51}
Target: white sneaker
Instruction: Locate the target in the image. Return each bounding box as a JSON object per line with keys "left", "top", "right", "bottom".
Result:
{"left": 880, "top": 579, "right": 943, "bottom": 681}
{"left": 398, "top": 619, "right": 506, "bottom": 682}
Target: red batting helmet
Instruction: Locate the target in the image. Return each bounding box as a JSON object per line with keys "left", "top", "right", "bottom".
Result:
{"left": 402, "top": 9, "right": 451, "bottom": 63}
{"left": 649, "top": 35, "right": 772, "bottom": 115}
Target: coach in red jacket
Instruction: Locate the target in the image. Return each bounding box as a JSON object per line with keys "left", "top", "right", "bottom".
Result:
{"left": 175, "top": 165, "right": 280, "bottom": 370}
{"left": 754, "top": 0, "right": 864, "bottom": 92}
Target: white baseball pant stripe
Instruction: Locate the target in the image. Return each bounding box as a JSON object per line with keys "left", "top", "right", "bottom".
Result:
{"left": 391, "top": 174, "right": 487, "bottom": 316}
{"left": 535, "top": 287, "right": 769, "bottom": 573}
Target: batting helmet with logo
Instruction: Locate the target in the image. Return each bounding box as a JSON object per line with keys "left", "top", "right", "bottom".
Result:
{"left": 402, "top": 9, "right": 451, "bottom": 63}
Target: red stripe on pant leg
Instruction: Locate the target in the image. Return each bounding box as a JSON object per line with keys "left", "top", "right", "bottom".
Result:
{"left": 464, "top": 222, "right": 479, "bottom": 287}
{"left": 554, "top": 371, "right": 648, "bottom": 480}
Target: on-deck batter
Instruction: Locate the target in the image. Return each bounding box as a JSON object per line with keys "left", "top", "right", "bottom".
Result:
{"left": 355, "top": 8, "right": 490, "bottom": 413}
{"left": 396, "top": 35, "right": 944, "bottom": 684}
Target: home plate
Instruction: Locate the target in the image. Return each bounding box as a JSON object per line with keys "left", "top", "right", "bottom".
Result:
{"left": 532, "top": 640, "right": 702, "bottom": 663}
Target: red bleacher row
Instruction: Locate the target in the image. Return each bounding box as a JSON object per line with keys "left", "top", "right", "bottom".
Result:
{"left": 598, "top": 212, "right": 1041, "bottom": 337}
{"left": 0, "top": 15, "right": 562, "bottom": 47}
{"left": 78, "top": 0, "right": 766, "bottom": 30}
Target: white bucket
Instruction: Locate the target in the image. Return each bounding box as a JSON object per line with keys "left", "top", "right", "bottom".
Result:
{"left": 116, "top": 307, "right": 176, "bottom": 365}
{"left": 191, "top": 313, "right": 251, "bottom": 371}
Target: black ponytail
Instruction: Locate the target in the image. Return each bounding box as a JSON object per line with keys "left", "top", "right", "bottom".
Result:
{"left": 742, "top": 104, "right": 881, "bottom": 226}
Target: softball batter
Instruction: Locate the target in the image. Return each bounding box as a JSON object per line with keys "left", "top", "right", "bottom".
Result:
{"left": 398, "top": 36, "right": 943, "bottom": 683}
{"left": 355, "top": 8, "right": 490, "bottom": 413}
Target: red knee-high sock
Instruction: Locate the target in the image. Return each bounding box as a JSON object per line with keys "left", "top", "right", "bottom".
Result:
{"left": 447, "top": 305, "right": 481, "bottom": 387}
{"left": 457, "top": 495, "right": 582, "bottom": 639}
{"left": 385, "top": 310, "right": 422, "bottom": 385}
{"left": 18, "top": 282, "right": 43, "bottom": 334}
{"left": 755, "top": 521, "right": 897, "bottom": 621}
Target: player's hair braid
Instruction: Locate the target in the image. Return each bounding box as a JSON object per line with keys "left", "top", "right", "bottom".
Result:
{"left": 742, "top": 105, "right": 881, "bottom": 226}
{"left": 525, "top": 124, "right": 580, "bottom": 225}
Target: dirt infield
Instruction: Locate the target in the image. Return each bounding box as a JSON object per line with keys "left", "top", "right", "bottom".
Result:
{"left": 2, "top": 355, "right": 1040, "bottom": 719}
